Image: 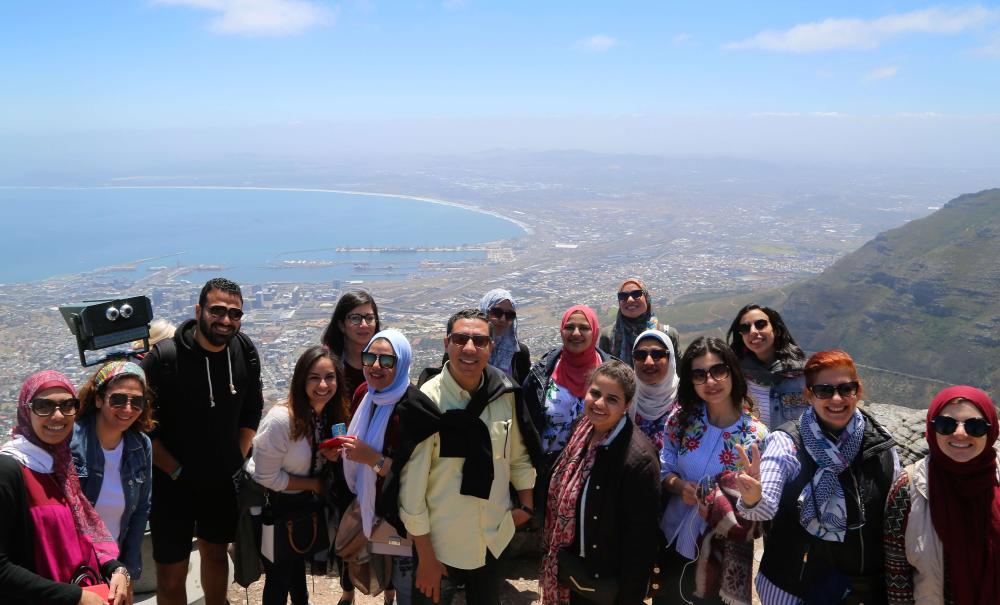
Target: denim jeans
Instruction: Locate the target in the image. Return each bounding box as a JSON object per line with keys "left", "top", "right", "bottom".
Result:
{"left": 392, "top": 555, "right": 415, "bottom": 605}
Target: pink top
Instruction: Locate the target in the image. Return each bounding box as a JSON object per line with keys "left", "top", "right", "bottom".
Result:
{"left": 22, "top": 467, "right": 108, "bottom": 584}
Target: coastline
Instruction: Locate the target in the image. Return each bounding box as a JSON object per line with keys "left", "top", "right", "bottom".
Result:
{"left": 3, "top": 184, "right": 534, "bottom": 235}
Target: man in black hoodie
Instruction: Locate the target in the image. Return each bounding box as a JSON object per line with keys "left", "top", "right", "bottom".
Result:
{"left": 142, "top": 277, "right": 263, "bottom": 605}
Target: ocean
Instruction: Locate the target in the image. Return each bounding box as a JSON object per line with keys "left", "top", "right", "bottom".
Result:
{"left": 0, "top": 187, "right": 526, "bottom": 284}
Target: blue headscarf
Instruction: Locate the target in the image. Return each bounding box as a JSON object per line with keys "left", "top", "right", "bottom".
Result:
{"left": 479, "top": 288, "right": 519, "bottom": 376}
{"left": 344, "top": 329, "right": 412, "bottom": 536}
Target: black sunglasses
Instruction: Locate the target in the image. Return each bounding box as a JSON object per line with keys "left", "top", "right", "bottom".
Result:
{"left": 932, "top": 415, "right": 991, "bottom": 438}
{"left": 107, "top": 393, "right": 147, "bottom": 411}
{"left": 361, "top": 352, "right": 397, "bottom": 369}
{"left": 206, "top": 305, "right": 244, "bottom": 321}
{"left": 809, "top": 381, "right": 860, "bottom": 400}
{"left": 633, "top": 349, "right": 669, "bottom": 362}
{"left": 691, "top": 363, "right": 730, "bottom": 385}
{"left": 347, "top": 313, "right": 377, "bottom": 326}
{"left": 449, "top": 332, "right": 491, "bottom": 349}
{"left": 489, "top": 307, "right": 517, "bottom": 321}
{"left": 738, "top": 318, "right": 770, "bottom": 334}
{"left": 617, "top": 289, "right": 644, "bottom": 302}
{"left": 30, "top": 397, "right": 80, "bottom": 417}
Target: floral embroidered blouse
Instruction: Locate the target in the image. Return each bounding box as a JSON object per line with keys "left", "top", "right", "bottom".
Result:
{"left": 659, "top": 402, "right": 768, "bottom": 559}
{"left": 540, "top": 381, "right": 585, "bottom": 455}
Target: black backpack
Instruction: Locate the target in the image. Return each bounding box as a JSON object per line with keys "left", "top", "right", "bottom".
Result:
{"left": 151, "top": 331, "right": 262, "bottom": 400}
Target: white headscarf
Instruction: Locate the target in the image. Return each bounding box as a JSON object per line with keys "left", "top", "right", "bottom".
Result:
{"left": 343, "top": 329, "right": 412, "bottom": 537}
{"left": 629, "top": 329, "right": 679, "bottom": 422}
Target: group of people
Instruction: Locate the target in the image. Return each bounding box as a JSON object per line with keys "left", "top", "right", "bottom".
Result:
{"left": 0, "top": 276, "right": 996, "bottom": 605}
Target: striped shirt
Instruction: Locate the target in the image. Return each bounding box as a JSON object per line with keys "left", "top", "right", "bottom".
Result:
{"left": 737, "top": 430, "right": 901, "bottom": 605}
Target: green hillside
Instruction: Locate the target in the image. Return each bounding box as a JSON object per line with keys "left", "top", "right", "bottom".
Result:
{"left": 665, "top": 189, "right": 1000, "bottom": 408}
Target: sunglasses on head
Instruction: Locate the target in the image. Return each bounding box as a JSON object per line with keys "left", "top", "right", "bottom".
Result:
{"left": 449, "top": 332, "right": 491, "bottom": 349}
{"left": 347, "top": 313, "right": 377, "bottom": 326}
{"left": 361, "top": 352, "right": 397, "bottom": 369}
{"left": 633, "top": 349, "right": 669, "bottom": 362}
{"left": 107, "top": 393, "right": 146, "bottom": 411}
{"left": 617, "top": 289, "right": 644, "bottom": 302}
{"left": 691, "top": 363, "right": 730, "bottom": 385}
{"left": 738, "top": 318, "right": 770, "bottom": 334}
{"left": 932, "top": 415, "right": 991, "bottom": 438}
{"left": 30, "top": 397, "right": 80, "bottom": 417}
{"left": 489, "top": 307, "right": 516, "bottom": 321}
{"left": 206, "top": 305, "right": 244, "bottom": 321}
{"left": 809, "top": 381, "right": 860, "bottom": 400}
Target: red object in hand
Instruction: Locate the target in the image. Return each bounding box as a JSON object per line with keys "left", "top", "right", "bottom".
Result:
{"left": 319, "top": 435, "right": 354, "bottom": 449}
{"left": 82, "top": 583, "right": 111, "bottom": 601}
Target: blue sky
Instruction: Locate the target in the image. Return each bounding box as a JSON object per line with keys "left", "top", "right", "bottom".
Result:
{"left": 1, "top": 1, "right": 999, "bottom": 166}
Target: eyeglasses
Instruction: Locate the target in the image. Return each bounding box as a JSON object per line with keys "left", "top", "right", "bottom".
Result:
{"left": 361, "top": 352, "right": 397, "bottom": 369}
{"left": 489, "top": 307, "right": 516, "bottom": 321}
{"left": 449, "top": 332, "right": 491, "bottom": 349}
{"left": 617, "top": 289, "right": 644, "bottom": 302}
{"left": 206, "top": 305, "right": 244, "bottom": 321}
{"left": 107, "top": 393, "right": 147, "bottom": 411}
{"left": 932, "top": 415, "right": 991, "bottom": 438}
{"left": 691, "top": 363, "right": 730, "bottom": 385}
{"left": 809, "top": 381, "right": 860, "bottom": 400}
{"left": 633, "top": 349, "right": 669, "bottom": 362}
{"left": 346, "top": 313, "right": 377, "bottom": 326}
{"left": 30, "top": 397, "right": 80, "bottom": 417}
{"left": 738, "top": 318, "right": 769, "bottom": 334}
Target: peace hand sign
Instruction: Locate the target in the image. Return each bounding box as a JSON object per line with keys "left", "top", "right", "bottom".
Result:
{"left": 734, "top": 442, "right": 763, "bottom": 507}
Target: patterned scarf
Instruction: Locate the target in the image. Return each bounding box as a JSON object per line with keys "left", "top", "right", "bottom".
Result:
{"left": 693, "top": 471, "right": 761, "bottom": 605}
{"left": 479, "top": 288, "right": 519, "bottom": 376}
{"left": 925, "top": 386, "right": 1000, "bottom": 605}
{"left": 4, "top": 371, "right": 119, "bottom": 564}
{"left": 541, "top": 416, "right": 604, "bottom": 604}
{"left": 796, "top": 405, "right": 865, "bottom": 542}
{"left": 610, "top": 278, "right": 659, "bottom": 363}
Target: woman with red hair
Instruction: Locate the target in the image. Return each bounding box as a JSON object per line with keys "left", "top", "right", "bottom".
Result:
{"left": 734, "top": 349, "right": 900, "bottom": 605}
{"left": 883, "top": 386, "right": 999, "bottom": 605}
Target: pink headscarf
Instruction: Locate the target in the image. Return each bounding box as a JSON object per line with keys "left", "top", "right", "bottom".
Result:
{"left": 13, "top": 370, "right": 119, "bottom": 563}
{"left": 925, "top": 385, "right": 999, "bottom": 605}
{"left": 551, "top": 305, "right": 601, "bottom": 399}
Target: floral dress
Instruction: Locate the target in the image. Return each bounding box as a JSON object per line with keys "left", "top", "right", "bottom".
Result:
{"left": 540, "top": 381, "right": 585, "bottom": 455}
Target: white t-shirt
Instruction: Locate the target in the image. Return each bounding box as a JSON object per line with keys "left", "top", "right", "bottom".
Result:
{"left": 96, "top": 440, "right": 126, "bottom": 542}
{"left": 747, "top": 379, "right": 772, "bottom": 428}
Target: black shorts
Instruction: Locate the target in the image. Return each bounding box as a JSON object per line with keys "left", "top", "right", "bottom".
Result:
{"left": 150, "top": 467, "right": 238, "bottom": 564}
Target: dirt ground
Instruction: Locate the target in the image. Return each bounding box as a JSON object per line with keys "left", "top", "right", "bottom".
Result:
{"left": 227, "top": 542, "right": 764, "bottom": 605}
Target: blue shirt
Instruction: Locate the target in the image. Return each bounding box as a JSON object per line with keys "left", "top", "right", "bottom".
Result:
{"left": 71, "top": 413, "right": 152, "bottom": 579}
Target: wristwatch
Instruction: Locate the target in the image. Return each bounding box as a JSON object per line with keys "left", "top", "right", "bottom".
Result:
{"left": 372, "top": 456, "right": 386, "bottom": 475}
{"left": 517, "top": 503, "right": 535, "bottom": 516}
{"left": 111, "top": 566, "right": 131, "bottom": 588}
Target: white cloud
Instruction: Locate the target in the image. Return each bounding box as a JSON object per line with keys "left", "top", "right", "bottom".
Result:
{"left": 155, "top": 0, "right": 335, "bottom": 36}
{"left": 672, "top": 33, "right": 692, "bottom": 46}
{"left": 576, "top": 34, "right": 618, "bottom": 52}
{"left": 724, "top": 6, "right": 998, "bottom": 53}
{"left": 864, "top": 65, "right": 900, "bottom": 81}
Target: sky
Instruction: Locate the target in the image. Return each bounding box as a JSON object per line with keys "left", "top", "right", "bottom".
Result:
{"left": 1, "top": 1, "right": 999, "bottom": 172}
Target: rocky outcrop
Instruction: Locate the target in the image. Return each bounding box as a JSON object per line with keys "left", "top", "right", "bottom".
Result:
{"left": 868, "top": 402, "right": 928, "bottom": 466}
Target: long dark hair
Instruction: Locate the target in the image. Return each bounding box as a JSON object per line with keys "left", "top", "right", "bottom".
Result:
{"left": 321, "top": 290, "right": 381, "bottom": 356}
{"left": 675, "top": 336, "right": 754, "bottom": 430}
{"left": 725, "top": 304, "right": 804, "bottom": 362}
{"left": 287, "top": 346, "right": 347, "bottom": 442}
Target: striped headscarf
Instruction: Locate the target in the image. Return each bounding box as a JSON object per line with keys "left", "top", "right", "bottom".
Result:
{"left": 479, "top": 289, "right": 519, "bottom": 376}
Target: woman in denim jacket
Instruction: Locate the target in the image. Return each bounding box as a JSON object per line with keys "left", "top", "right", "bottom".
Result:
{"left": 726, "top": 304, "right": 807, "bottom": 430}
{"left": 71, "top": 360, "right": 155, "bottom": 580}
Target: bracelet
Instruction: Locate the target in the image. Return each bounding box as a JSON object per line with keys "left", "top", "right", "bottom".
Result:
{"left": 111, "top": 566, "right": 131, "bottom": 587}
{"left": 518, "top": 504, "right": 535, "bottom": 516}
{"left": 169, "top": 465, "right": 183, "bottom": 480}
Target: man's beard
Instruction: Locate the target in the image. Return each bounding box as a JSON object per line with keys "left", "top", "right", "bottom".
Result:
{"left": 198, "top": 314, "right": 237, "bottom": 347}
